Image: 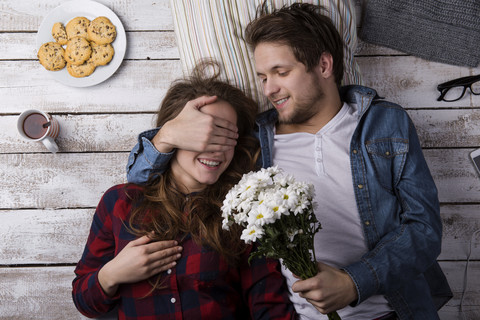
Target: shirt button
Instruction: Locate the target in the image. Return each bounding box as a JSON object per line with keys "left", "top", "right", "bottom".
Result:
{"left": 385, "top": 151, "right": 390, "bottom": 156}
{"left": 358, "top": 184, "right": 364, "bottom": 189}
{"left": 317, "top": 158, "right": 322, "bottom": 162}
{"left": 316, "top": 147, "right": 321, "bottom": 151}
{"left": 171, "top": 297, "right": 176, "bottom": 303}
{"left": 167, "top": 269, "right": 172, "bottom": 274}
{"left": 353, "top": 149, "right": 358, "bottom": 154}
{"left": 365, "top": 221, "right": 371, "bottom": 226}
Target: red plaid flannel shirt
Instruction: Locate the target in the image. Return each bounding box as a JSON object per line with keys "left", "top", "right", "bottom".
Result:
{"left": 72, "top": 184, "right": 296, "bottom": 319}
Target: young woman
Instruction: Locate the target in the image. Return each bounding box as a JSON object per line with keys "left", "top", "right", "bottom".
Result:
{"left": 72, "top": 62, "right": 296, "bottom": 320}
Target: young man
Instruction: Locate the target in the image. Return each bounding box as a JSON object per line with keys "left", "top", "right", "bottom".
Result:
{"left": 126, "top": 3, "right": 452, "bottom": 319}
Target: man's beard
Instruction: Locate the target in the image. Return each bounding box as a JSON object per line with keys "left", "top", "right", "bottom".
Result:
{"left": 277, "top": 86, "right": 325, "bottom": 125}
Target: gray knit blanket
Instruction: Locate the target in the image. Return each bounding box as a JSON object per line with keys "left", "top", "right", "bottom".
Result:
{"left": 359, "top": 0, "right": 480, "bottom": 67}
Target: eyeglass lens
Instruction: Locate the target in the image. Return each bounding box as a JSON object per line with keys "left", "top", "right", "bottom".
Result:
{"left": 442, "top": 86, "right": 466, "bottom": 101}
{"left": 471, "top": 81, "right": 480, "bottom": 94}
{"left": 441, "top": 80, "right": 480, "bottom": 101}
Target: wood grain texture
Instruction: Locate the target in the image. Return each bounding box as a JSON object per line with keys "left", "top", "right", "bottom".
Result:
{"left": 0, "top": 209, "right": 93, "bottom": 264}
{"left": 409, "top": 109, "right": 480, "bottom": 148}
{"left": 0, "top": 153, "right": 127, "bottom": 209}
{"left": 0, "top": 60, "right": 182, "bottom": 114}
{"left": 0, "top": 266, "right": 117, "bottom": 319}
{"left": 0, "top": 263, "right": 477, "bottom": 319}
{"left": 0, "top": 0, "right": 173, "bottom": 32}
{"left": 0, "top": 205, "right": 478, "bottom": 265}
{"left": 440, "top": 205, "right": 480, "bottom": 261}
{"left": 424, "top": 149, "right": 480, "bottom": 203}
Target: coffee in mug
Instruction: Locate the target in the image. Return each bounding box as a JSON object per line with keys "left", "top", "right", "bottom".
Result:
{"left": 23, "top": 112, "right": 50, "bottom": 139}
{"left": 17, "top": 109, "right": 60, "bottom": 153}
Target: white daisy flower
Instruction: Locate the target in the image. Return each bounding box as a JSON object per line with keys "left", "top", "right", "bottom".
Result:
{"left": 240, "top": 224, "right": 264, "bottom": 244}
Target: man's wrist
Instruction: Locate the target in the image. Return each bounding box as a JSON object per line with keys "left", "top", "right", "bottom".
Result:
{"left": 342, "top": 270, "right": 359, "bottom": 304}
{"left": 151, "top": 126, "right": 175, "bottom": 153}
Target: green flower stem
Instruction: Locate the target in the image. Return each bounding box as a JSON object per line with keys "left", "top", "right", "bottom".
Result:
{"left": 328, "top": 311, "right": 342, "bottom": 320}
{"left": 277, "top": 219, "right": 341, "bottom": 320}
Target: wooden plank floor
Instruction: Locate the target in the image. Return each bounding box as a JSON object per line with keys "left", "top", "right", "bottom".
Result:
{"left": 1, "top": 0, "right": 479, "bottom": 319}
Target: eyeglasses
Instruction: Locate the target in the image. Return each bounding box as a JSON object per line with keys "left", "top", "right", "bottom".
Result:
{"left": 437, "top": 75, "right": 480, "bottom": 102}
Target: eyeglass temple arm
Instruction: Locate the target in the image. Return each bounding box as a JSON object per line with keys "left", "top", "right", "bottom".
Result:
{"left": 437, "top": 74, "right": 480, "bottom": 90}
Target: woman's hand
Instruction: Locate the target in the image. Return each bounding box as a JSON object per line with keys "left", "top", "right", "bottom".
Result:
{"left": 98, "top": 235, "right": 182, "bottom": 296}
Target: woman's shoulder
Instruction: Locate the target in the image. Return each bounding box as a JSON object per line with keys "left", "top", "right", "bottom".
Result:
{"left": 99, "top": 183, "right": 144, "bottom": 209}
{"left": 103, "top": 183, "right": 143, "bottom": 196}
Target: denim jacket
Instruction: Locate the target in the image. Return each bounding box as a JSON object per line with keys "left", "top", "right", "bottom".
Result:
{"left": 126, "top": 85, "right": 452, "bottom": 319}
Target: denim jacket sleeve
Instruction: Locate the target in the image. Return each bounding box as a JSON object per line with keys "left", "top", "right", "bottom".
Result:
{"left": 344, "top": 104, "right": 443, "bottom": 306}
{"left": 125, "top": 128, "right": 175, "bottom": 184}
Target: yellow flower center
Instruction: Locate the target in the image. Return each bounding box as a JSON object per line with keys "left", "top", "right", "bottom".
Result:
{"left": 256, "top": 214, "right": 264, "bottom": 220}
{"left": 273, "top": 206, "right": 279, "bottom": 212}
{"left": 249, "top": 229, "right": 256, "bottom": 235}
{"left": 283, "top": 194, "right": 289, "bottom": 199}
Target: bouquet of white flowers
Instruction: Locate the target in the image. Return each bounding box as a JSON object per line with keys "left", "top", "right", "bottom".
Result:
{"left": 221, "top": 166, "right": 341, "bottom": 320}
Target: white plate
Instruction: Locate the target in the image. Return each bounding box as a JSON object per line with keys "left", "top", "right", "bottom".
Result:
{"left": 36, "top": 0, "right": 127, "bottom": 87}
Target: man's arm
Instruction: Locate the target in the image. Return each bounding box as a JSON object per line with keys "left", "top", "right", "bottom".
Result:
{"left": 343, "top": 115, "right": 442, "bottom": 305}
{"left": 292, "top": 112, "right": 442, "bottom": 312}
{"left": 126, "top": 96, "right": 239, "bottom": 184}
{"left": 126, "top": 128, "right": 173, "bottom": 184}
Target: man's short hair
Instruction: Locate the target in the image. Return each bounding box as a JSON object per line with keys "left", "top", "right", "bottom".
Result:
{"left": 245, "top": 3, "right": 344, "bottom": 87}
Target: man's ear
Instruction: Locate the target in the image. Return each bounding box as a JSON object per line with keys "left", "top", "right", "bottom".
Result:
{"left": 316, "top": 52, "right": 334, "bottom": 79}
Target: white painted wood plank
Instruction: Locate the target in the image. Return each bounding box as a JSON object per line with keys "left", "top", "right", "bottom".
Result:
{"left": 0, "top": 0, "right": 173, "bottom": 31}
{"left": 0, "top": 153, "right": 128, "bottom": 209}
{"left": 0, "top": 149, "right": 479, "bottom": 209}
{"left": 0, "top": 266, "right": 115, "bottom": 320}
{"left": 439, "top": 306, "right": 479, "bottom": 320}
{"left": 408, "top": 109, "right": 480, "bottom": 149}
{"left": 439, "top": 205, "right": 480, "bottom": 261}
{"left": 358, "top": 56, "right": 480, "bottom": 109}
{"left": 0, "top": 60, "right": 182, "bottom": 114}
{"left": 0, "top": 209, "right": 93, "bottom": 264}
{"left": 424, "top": 149, "right": 480, "bottom": 204}
{"left": 0, "top": 205, "right": 477, "bottom": 264}
{"left": 438, "top": 261, "right": 480, "bottom": 319}
{"left": 0, "top": 33, "right": 38, "bottom": 60}
{"left": 4, "top": 110, "right": 480, "bottom": 154}
{"left": 0, "top": 32, "right": 179, "bottom": 60}
{"left": 0, "top": 263, "right": 476, "bottom": 319}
